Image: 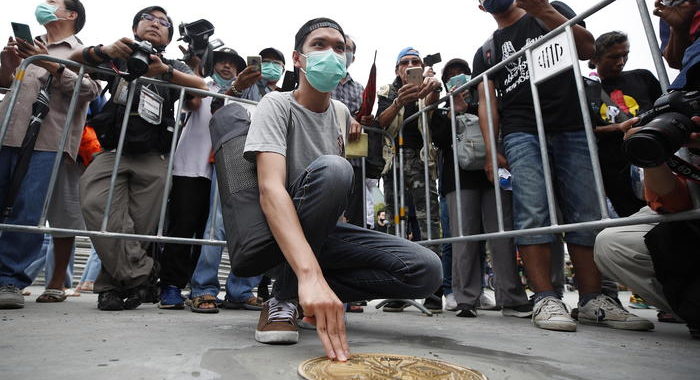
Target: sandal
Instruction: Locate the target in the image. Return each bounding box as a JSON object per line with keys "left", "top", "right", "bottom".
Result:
{"left": 36, "top": 288, "right": 67, "bottom": 303}
{"left": 190, "top": 294, "right": 219, "bottom": 314}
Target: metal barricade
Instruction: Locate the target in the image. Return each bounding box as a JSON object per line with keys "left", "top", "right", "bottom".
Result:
{"left": 383, "top": 0, "right": 700, "bottom": 248}
{"left": 0, "top": 54, "right": 258, "bottom": 248}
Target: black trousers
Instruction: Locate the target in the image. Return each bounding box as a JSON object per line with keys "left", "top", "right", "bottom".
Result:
{"left": 345, "top": 164, "right": 366, "bottom": 227}
{"left": 159, "top": 175, "right": 211, "bottom": 288}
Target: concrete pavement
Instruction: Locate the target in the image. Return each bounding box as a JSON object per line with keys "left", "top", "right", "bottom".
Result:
{"left": 1, "top": 288, "right": 698, "bottom": 379}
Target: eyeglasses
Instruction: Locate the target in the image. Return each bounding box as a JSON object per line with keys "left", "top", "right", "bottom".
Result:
{"left": 140, "top": 13, "right": 171, "bottom": 28}
{"left": 398, "top": 58, "right": 422, "bottom": 66}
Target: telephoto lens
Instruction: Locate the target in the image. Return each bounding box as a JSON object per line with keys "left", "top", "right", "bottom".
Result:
{"left": 622, "top": 112, "right": 696, "bottom": 167}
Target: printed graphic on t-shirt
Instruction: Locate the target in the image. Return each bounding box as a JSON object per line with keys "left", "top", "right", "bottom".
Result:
{"left": 501, "top": 36, "right": 543, "bottom": 95}
{"left": 600, "top": 89, "right": 640, "bottom": 123}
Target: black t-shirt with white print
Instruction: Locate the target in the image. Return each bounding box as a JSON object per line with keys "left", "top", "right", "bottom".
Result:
{"left": 472, "top": 2, "right": 585, "bottom": 136}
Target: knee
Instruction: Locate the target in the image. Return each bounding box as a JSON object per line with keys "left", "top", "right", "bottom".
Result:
{"left": 310, "top": 155, "right": 353, "bottom": 190}
{"left": 593, "top": 227, "right": 621, "bottom": 272}
{"left": 406, "top": 245, "right": 443, "bottom": 297}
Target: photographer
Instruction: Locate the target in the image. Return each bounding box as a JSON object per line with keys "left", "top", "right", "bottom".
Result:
{"left": 594, "top": 118, "right": 700, "bottom": 339}
{"left": 69, "top": 5, "right": 206, "bottom": 311}
{"left": 0, "top": 0, "right": 99, "bottom": 309}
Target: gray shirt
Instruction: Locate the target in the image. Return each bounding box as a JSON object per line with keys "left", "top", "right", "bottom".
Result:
{"left": 244, "top": 91, "right": 351, "bottom": 187}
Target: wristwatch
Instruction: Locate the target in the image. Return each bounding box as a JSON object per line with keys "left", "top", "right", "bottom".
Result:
{"left": 230, "top": 82, "right": 243, "bottom": 97}
{"left": 162, "top": 64, "right": 174, "bottom": 81}
{"left": 93, "top": 44, "right": 111, "bottom": 62}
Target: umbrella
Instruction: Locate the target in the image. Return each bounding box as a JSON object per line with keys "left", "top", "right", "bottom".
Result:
{"left": 2, "top": 75, "right": 53, "bottom": 218}
{"left": 356, "top": 50, "right": 377, "bottom": 121}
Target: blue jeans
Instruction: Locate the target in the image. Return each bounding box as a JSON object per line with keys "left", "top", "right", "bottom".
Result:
{"left": 25, "top": 234, "right": 74, "bottom": 287}
{"left": 79, "top": 248, "right": 102, "bottom": 283}
{"left": 189, "top": 170, "right": 261, "bottom": 300}
{"left": 439, "top": 196, "right": 452, "bottom": 295}
{"left": 503, "top": 130, "right": 602, "bottom": 247}
{"left": 0, "top": 148, "right": 57, "bottom": 288}
{"left": 273, "top": 155, "right": 442, "bottom": 302}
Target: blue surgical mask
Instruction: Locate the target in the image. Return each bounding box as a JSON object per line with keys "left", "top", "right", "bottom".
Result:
{"left": 481, "top": 0, "right": 514, "bottom": 14}
{"left": 212, "top": 72, "right": 233, "bottom": 89}
{"left": 300, "top": 49, "right": 347, "bottom": 93}
{"left": 35, "top": 3, "right": 60, "bottom": 25}
{"left": 261, "top": 62, "right": 283, "bottom": 82}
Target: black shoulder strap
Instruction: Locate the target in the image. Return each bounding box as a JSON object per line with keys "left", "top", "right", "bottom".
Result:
{"left": 481, "top": 34, "right": 496, "bottom": 70}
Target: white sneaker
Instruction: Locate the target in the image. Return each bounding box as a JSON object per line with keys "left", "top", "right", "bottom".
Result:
{"left": 0, "top": 285, "right": 24, "bottom": 309}
{"left": 477, "top": 292, "right": 499, "bottom": 310}
{"left": 532, "top": 296, "right": 577, "bottom": 332}
{"left": 578, "top": 294, "right": 654, "bottom": 331}
{"left": 444, "top": 293, "right": 458, "bottom": 311}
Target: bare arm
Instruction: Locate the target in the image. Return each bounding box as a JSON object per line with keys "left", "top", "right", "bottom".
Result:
{"left": 256, "top": 152, "right": 349, "bottom": 362}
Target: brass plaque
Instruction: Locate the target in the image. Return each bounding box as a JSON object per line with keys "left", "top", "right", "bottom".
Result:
{"left": 298, "top": 353, "right": 488, "bottom": 380}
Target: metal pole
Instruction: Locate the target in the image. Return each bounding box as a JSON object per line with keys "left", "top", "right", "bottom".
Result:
{"left": 398, "top": 128, "right": 406, "bottom": 238}
{"left": 100, "top": 80, "right": 137, "bottom": 232}
{"left": 38, "top": 66, "right": 86, "bottom": 227}
{"left": 157, "top": 87, "right": 187, "bottom": 236}
{"left": 482, "top": 75, "right": 505, "bottom": 232}
{"left": 419, "top": 99, "right": 432, "bottom": 240}
{"left": 525, "top": 49, "right": 559, "bottom": 226}
{"left": 448, "top": 93, "right": 464, "bottom": 236}
{"left": 565, "top": 26, "right": 610, "bottom": 220}
{"left": 208, "top": 175, "right": 220, "bottom": 241}
{"left": 362, "top": 157, "right": 368, "bottom": 229}
{"left": 392, "top": 155, "right": 400, "bottom": 237}
{"left": 634, "top": 0, "right": 670, "bottom": 91}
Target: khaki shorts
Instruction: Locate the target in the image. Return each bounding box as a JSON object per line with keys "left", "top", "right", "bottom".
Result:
{"left": 47, "top": 155, "right": 86, "bottom": 237}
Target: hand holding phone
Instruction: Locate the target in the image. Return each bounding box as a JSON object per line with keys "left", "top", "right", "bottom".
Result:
{"left": 247, "top": 55, "right": 261, "bottom": 72}
{"left": 11, "top": 22, "right": 33, "bottom": 45}
{"left": 406, "top": 67, "right": 423, "bottom": 86}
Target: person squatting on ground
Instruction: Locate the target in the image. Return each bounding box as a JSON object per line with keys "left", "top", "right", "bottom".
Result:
{"left": 472, "top": 0, "right": 652, "bottom": 332}
{"left": 70, "top": 5, "right": 207, "bottom": 311}
{"left": 0, "top": 0, "right": 99, "bottom": 309}
{"left": 243, "top": 17, "right": 442, "bottom": 361}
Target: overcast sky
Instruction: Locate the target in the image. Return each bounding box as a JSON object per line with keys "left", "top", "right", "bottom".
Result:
{"left": 1, "top": 0, "right": 677, "bottom": 94}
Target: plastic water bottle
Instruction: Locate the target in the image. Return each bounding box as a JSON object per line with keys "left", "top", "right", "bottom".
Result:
{"left": 498, "top": 168, "right": 512, "bottom": 191}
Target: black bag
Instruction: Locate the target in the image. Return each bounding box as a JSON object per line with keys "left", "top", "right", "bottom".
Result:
{"left": 209, "top": 103, "right": 283, "bottom": 277}
{"left": 364, "top": 124, "right": 386, "bottom": 179}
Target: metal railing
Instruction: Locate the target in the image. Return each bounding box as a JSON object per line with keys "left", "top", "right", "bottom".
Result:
{"left": 0, "top": 54, "right": 260, "bottom": 247}
{"left": 382, "top": 0, "right": 700, "bottom": 247}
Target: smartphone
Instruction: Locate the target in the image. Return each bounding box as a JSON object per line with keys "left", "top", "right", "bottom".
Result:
{"left": 247, "top": 55, "right": 262, "bottom": 72}
{"left": 11, "top": 22, "right": 33, "bottom": 44}
{"left": 406, "top": 67, "right": 423, "bottom": 86}
{"left": 662, "top": 0, "right": 688, "bottom": 6}
{"left": 447, "top": 74, "right": 471, "bottom": 92}
{"left": 281, "top": 70, "right": 297, "bottom": 91}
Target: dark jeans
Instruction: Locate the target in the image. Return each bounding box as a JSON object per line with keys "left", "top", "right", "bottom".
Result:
{"left": 160, "top": 175, "right": 211, "bottom": 289}
{"left": 272, "top": 155, "right": 442, "bottom": 302}
{"left": 344, "top": 163, "right": 365, "bottom": 228}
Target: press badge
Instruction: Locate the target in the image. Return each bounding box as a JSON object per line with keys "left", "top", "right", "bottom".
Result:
{"left": 138, "top": 86, "right": 163, "bottom": 125}
{"left": 113, "top": 79, "right": 130, "bottom": 105}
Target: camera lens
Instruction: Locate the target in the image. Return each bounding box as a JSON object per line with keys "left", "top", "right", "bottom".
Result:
{"left": 622, "top": 112, "right": 694, "bottom": 167}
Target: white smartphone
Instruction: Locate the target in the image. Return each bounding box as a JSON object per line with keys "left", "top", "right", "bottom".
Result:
{"left": 247, "top": 55, "right": 262, "bottom": 71}
{"left": 406, "top": 67, "right": 423, "bottom": 86}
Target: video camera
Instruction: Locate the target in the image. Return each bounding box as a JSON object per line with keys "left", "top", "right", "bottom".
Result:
{"left": 622, "top": 90, "right": 700, "bottom": 167}
{"left": 126, "top": 40, "right": 158, "bottom": 80}
{"left": 178, "top": 19, "right": 220, "bottom": 77}
{"left": 423, "top": 53, "right": 442, "bottom": 67}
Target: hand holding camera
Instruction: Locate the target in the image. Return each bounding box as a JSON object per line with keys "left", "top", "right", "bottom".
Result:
{"left": 102, "top": 37, "right": 136, "bottom": 61}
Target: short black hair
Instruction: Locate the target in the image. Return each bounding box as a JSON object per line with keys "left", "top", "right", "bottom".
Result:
{"left": 294, "top": 17, "right": 345, "bottom": 52}
{"left": 345, "top": 34, "right": 356, "bottom": 53}
{"left": 441, "top": 58, "right": 472, "bottom": 84}
{"left": 132, "top": 6, "right": 174, "bottom": 42}
{"left": 64, "top": 0, "right": 85, "bottom": 34}
{"left": 589, "top": 31, "right": 628, "bottom": 69}
{"left": 376, "top": 209, "right": 385, "bottom": 217}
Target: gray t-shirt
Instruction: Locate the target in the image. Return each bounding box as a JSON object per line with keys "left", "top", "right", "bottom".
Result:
{"left": 244, "top": 91, "right": 351, "bottom": 187}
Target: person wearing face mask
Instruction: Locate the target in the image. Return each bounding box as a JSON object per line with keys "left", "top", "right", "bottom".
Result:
{"left": 244, "top": 17, "right": 441, "bottom": 361}
{"left": 68, "top": 5, "right": 206, "bottom": 311}
{"left": 0, "top": 0, "right": 100, "bottom": 309}
{"left": 376, "top": 47, "right": 444, "bottom": 313}
{"left": 229, "top": 47, "right": 285, "bottom": 102}
{"left": 472, "top": 0, "right": 652, "bottom": 333}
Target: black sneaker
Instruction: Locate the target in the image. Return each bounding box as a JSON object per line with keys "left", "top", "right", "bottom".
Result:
{"left": 98, "top": 290, "right": 124, "bottom": 311}
{"left": 423, "top": 295, "right": 443, "bottom": 313}
{"left": 382, "top": 300, "right": 409, "bottom": 312}
{"left": 456, "top": 304, "right": 478, "bottom": 318}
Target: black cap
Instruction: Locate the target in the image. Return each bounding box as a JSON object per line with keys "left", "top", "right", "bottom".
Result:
{"left": 259, "top": 47, "right": 285, "bottom": 65}
{"left": 213, "top": 47, "right": 246, "bottom": 73}
{"left": 294, "top": 17, "right": 344, "bottom": 52}
{"left": 441, "top": 58, "right": 472, "bottom": 84}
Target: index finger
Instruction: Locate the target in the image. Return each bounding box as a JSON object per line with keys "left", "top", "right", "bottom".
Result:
{"left": 314, "top": 310, "right": 337, "bottom": 360}
{"left": 335, "top": 303, "right": 350, "bottom": 359}
{"left": 324, "top": 304, "right": 348, "bottom": 362}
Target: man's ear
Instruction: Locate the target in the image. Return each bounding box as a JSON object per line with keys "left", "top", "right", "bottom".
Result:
{"left": 292, "top": 50, "right": 303, "bottom": 69}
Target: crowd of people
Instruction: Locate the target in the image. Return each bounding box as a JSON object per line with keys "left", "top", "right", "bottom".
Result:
{"left": 0, "top": 0, "right": 698, "bottom": 362}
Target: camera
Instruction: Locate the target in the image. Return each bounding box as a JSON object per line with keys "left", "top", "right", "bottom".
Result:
{"left": 622, "top": 90, "right": 700, "bottom": 167}
{"left": 423, "top": 53, "right": 442, "bottom": 67}
{"left": 178, "top": 19, "right": 218, "bottom": 76}
{"left": 127, "top": 40, "right": 158, "bottom": 79}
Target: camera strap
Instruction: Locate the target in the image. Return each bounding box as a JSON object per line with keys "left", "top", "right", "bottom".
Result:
{"left": 667, "top": 155, "right": 700, "bottom": 183}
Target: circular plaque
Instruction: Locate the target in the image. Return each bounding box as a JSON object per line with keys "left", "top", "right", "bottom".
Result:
{"left": 298, "top": 353, "right": 488, "bottom": 380}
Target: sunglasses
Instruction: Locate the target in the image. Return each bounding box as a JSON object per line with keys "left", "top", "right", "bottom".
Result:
{"left": 398, "top": 58, "right": 422, "bottom": 66}
{"left": 140, "top": 13, "right": 171, "bottom": 28}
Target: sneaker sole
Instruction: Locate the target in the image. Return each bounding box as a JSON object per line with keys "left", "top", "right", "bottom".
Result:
{"left": 158, "top": 303, "right": 184, "bottom": 310}
{"left": 578, "top": 317, "right": 654, "bottom": 331}
{"left": 534, "top": 320, "right": 577, "bottom": 332}
{"left": 0, "top": 300, "right": 24, "bottom": 309}
{"left": 502, "top": 310, "right": 533, "bottom": 318}
{"left": 254, "top": 330, "right": 299, "bottom": 344}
